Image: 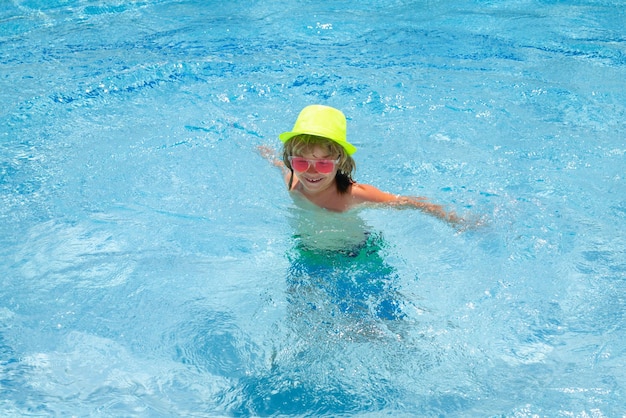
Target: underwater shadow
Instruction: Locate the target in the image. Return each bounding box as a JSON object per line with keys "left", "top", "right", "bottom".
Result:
{"left": 224, "top": 205, "right": 414, "bottom": 416}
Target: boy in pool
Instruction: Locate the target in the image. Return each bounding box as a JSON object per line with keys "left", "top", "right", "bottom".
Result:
{"left": 259, "top": 104, "right": 462, "bottom": 225}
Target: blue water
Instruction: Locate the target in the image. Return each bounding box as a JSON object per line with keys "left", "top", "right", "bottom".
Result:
{"left": 1, "top": 0, "right": 625, "bottom": 416}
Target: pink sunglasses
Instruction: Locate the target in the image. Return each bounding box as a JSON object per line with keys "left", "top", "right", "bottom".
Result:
{"left": 288, "top": 156, "right": 340, "bottom": 174}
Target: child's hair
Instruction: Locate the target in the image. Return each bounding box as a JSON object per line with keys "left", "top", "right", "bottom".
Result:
{"left": 282, "top": 134, "right": 356, "bottom": 194}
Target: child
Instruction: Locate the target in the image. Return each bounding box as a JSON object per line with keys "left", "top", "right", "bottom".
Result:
{"left": 260, "top": 104, "right": 462, "bottom": 226}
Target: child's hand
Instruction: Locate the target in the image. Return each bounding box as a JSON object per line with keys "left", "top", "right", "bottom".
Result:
{"left": 454, "top": 213, "right": 488, "bottom": 232}
{"left": 257, "top": 145, "right": 284, "bottom": 168}
{"left": 257, "top": 145, "right": 275, "bottom": 160}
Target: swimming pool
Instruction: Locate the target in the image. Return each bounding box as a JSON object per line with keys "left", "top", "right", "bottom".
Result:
{"left": 1, "top": 0, "right": 624, "bottom": 415}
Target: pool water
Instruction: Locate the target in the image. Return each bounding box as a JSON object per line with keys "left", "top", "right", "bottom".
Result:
{"left": 1, "top": 0, "right": 625, "bottom": 416}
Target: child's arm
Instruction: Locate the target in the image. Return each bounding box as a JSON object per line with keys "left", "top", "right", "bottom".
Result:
{"left": 257, "top": 145, "right": 292, "bottom": 186}
{"left": 257, "top": 145, "right": 283, "bottom": 168}
{"left": 352, "top": 183, "right": 463, "bottom": 226}
{"left": 390, "top": 195, "right": 462, "bottom": 225}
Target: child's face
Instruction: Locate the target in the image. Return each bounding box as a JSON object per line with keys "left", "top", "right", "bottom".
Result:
{"left": 292, "top": 144, "right": 339, "bottom": 195}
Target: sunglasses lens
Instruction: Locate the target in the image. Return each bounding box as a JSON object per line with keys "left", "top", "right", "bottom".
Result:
{"left": 314, "top": 160, "right": 335, "bottom": 174}
{"left": 290, "top": 158, "right": 310, "bottom": 172}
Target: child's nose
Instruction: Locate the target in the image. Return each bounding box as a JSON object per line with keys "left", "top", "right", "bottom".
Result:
{"left": 306, "top": 163, "right": 319, "bottom": 173}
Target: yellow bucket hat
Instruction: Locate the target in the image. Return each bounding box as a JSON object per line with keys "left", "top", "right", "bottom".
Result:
{"left": 279, "top": 105, "right": 357, "bottom": 155}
